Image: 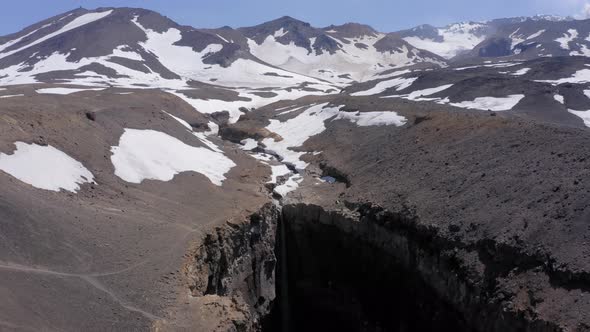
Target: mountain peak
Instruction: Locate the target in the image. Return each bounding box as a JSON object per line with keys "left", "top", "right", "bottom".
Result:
{"left": 323, "top": 22, "right": 378, "bottom": 38}
{"left": 244, "top": 15, "right": 312, "bottom": 30}
{"left": 238, "top": 15, "right": 316, "bottom": 46}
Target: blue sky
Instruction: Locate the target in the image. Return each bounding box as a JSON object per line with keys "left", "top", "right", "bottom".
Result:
{"left": 1, "top": 0, "right": 589, "bottom": 35}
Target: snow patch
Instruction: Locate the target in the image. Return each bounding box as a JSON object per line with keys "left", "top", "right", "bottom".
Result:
{"left": 273, "top": 28, "right": 288, "bottom": 38}
{"left": 454, "top": 62, "right": 522, "bottom": 71}
{"left": 351, "top": 76, "right": 417, "bottom": 96}
{"left": 403, "top": 22, "right": 486, "bottom": 59}
{"left": 240, "top": 139, "right": 258, "bottom": 151}
{"left": 0, "top": 142, "right": 94, "bottom": 192}
{"left": 110, "top": 129, "right": 235, "bottom": 186}
{"left": 262, "top": 103, "right": 406, "bottom": 170}
{"left": 268, "top": 164, "right": 291, "bottom": 184}
{"left": 111, "top": 45, "right": 143, "bottom": 61}
{"left": 556, "top": 29, "right": 578, "bottom": 50}
{"left": 568, "top": 109, "right": 590, "bottom": 127}
{"left": 0, "top": 94, "right": 24, "bottom": 99}
{"left": 511, "top": 68, "right": 531, "bottom": 76}
{"left": 36, "top": 87, "right": 105, "bottom": 95}
{"left": 510, "top": 28, "right": 525, "bottom": 49}
{"left": 450, "top": 94, "right": 525, "bottom": 111}
{"left": 215, "top": 34, "right": 230, "bottom": 43}
{"left": 526, "top": 29, "right": 545, "bottom": 40}
{"left": 554, "top": 94, "right": 565, "bottom": 104}
{"left": 273, "top": 174, "right": 303, "bottom": 197}
{"left": 248, "top": 32, "right": 442, "bottom": 84}
{"left": 570, "top": 44, "right": 590, "bottom": 57}
{"left": 536, "top": 69, "right": 590, "bottom": 85}
{"left": 162, "top": 111, "right": 222, "bottom": 153}
{"left": 334, "top": 110, "right": 407, "bottom": 126}
{"left": 391, "top": 84, "right": 453, "bottom": 100}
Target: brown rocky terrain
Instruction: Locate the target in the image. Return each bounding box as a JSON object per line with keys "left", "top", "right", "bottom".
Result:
{"left": 0, "top": 86, "right": 276, "bottom": 331}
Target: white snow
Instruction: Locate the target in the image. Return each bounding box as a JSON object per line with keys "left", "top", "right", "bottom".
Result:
{"left": 510, "top": 28, "right": 525, "bottom": 49}
{"left": 162, "top": 111, "right": 223, "bottom": 153}
{"left": 568, "top": 109, "right": 590, "bottom": 127}
{"left": 240, "top": 138, "right": 258, "bottom": 151}
{"left": 36, "top": 87, "right": 105, "bottom": 95}
{"left": 110, "top": 129, "right": 235, "bottom": 186}
{"left": 450, "top": 94, "right": 525, "bottom": 111}
{"left": 207, "top": 121, "right": 219, "bottom": 135}
{"left": 0, "top": 23, "right": 54, "bottom": 54}
{"left": 163, "top": 111, "right": 192, "bottom": 130}
{"left": 556, "top": 29, "right": 578, "bottom": 50}
{"left": 0, "top": 142, "right": 94, "bottom": 192}
{"left": 262, "top": 103, "right": 406, "bottom": 170}
{"left": 372, "top": 69, "right": 412, "bottom": 80}
{"left": 403, "top": 22, "right": 486, "bottom": 59}
{"left": 382, "top": 84, "right": 453, "bottom": 103}
{"left": 248, "top": 32, "right": 443, "bottom": 84}
{"left": 536, "top": 69, "right": 590, "bottom": 85}
{"left": 526, "top": 29, "right": 545, "bottom": 40}
{"left": 263, "top": 103, "right": 337, "bottom": 170}
{"left": 351, "top": 76, "right": 417, "bottom": 96}
{"left": 268, "top": 164, "right": 291, "bottom": 184}
{"left": 171, "top": 87, "right": 333, "bottom": 124}
{"left": 250, "top": 153, "right": 273, "bottom": 162}
{"left": 273, "top": 174, "right": 303, "bottom": 197}
{"left": 111, "top": 45, "right": 143, "bottom": 61}
{"left": 0, "top": 16, "right": 333, "bottom": 98}
{"left": 571, "top": 44, "right": 590, "bottom": 57}
{"left": 554, "top": 94, "right": 565, "bottom": 104}
{"left": 403, "top": 84, "right": 453, "bottom": 100}
{"left": 273, "top": 28, "right": 289, "bottom": 38}
{"left": 132, "top": 17, "right": 330, "bottom": 89}
{"left": 510, "top": 68, "right": 531, "bottom": 76}
{"left": 215, "top": 34, "right": 230, "bottom": 43}
{"left": 0, "top": 10, "right": 114, "bottom": 60}
{"left": 454, "top": 62, "right": 523, "bottom": 71}
{"left": 0, "top": 94, "right": 24, "bottom": 99}
{"left": 0, "top": 15, "right": 337, "bottom": 127}
{"left": 278, "top": 106, "right": 308, "bottom": 115}
{"left": 275, "top": 105, "right": 302, "bottom": 115}
{"left": 334, "top": 110, "right": 407, "bottom": 127}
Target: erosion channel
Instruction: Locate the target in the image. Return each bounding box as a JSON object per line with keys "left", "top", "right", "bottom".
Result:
{"left": 185, "top": 199, "right": 559, "bottom": 332}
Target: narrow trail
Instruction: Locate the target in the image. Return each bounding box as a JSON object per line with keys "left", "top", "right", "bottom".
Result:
{"left": 0, "top": 261, "right": 164, "bottom": 321}
{"left": 80, "top": 276, "right": 164, "bottom": 321}
{"left": 0, "top": 319, "right": 36, "bottom": 332}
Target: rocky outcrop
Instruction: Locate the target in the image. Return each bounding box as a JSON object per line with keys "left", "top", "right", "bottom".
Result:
{"left": 182, "top": 196, "right": 587, "bottom": 331}
{"left": 184, "top": 203, "right": 279, "bottom": 331}
{"left": 280, "top": 202, "right": 565, "bottom": 332}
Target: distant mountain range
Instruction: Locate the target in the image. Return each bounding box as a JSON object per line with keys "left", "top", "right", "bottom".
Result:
{"left": 0, "top": 7, "right": 588, "bottom": 89}
{"left": 0, "top": 7, "right": 589, "bottom": 124}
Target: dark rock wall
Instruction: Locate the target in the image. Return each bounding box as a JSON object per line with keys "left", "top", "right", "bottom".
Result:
{"left": 280, "top": 203, "right": 563, "bottom": 332}
{"left": 185, "top": 203, "right": 280, "bottom": 331}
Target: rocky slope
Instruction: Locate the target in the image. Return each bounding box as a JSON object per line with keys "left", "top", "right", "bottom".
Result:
{"left": 0, "top": 86, "right": 275, "bottom": 331}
